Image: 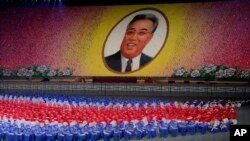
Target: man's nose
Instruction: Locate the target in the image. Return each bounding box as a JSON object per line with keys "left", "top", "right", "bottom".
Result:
{"left": 129, "top": 33, "right": 137, "bottom": 40}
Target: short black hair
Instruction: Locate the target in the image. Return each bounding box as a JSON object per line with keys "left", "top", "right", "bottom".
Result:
{"left": 127, "top": 14, "right": 159, "bottom": 33}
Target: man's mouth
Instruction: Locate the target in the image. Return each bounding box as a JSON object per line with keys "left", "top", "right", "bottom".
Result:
{"left": 127, "top": 43, "right": 136, "bottom": 49}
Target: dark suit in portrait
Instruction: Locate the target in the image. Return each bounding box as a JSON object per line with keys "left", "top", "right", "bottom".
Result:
{"left": 105, "top": 51, "right": 152, "bottom": 72}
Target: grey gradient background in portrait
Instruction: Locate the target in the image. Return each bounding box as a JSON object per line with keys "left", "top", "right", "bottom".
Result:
{"left": 104, "top": 9, "right": 168, "bottom": 58}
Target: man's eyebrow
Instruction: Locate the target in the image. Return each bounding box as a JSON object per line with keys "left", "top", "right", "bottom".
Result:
{"left": 126, "top": 28, "right": 135, "bottom": 31}
{"left": 140, "top": 28, "right": 149, "bottom": 31}
{"left": 126, "top": 28, "right": 149, "bottom": 31}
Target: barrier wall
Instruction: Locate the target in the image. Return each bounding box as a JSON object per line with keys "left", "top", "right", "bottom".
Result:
{"left": 1, "top": 81, "right": 249, "bottom": 98}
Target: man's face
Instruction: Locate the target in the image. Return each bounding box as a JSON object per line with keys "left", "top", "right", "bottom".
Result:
{"left": 120, "top": 19, "right": 153, "bottom": 59}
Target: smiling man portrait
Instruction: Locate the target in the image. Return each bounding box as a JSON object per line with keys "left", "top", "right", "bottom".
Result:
{"left": 105, "top": 13, "right": 159, "bottom": 72}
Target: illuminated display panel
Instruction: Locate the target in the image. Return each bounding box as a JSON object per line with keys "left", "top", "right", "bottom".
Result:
{"left": 0, "top": 1, "right": 249, "bottom": 76}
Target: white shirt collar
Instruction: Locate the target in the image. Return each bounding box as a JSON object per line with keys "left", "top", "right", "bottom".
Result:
{"left": 121, "top": 54, "right": 141, "bottom": 72}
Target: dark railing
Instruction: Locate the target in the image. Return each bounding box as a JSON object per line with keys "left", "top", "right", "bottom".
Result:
{"left": 0, "top": 79, "right": 249, "bottom": 99}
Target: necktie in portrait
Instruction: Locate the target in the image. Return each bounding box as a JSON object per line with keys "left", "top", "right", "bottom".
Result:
{"left": 125, "top": 59, "right": 132, "bottom": 72}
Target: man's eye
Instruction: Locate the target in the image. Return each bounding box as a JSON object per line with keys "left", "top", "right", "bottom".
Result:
{"left": 138, "top": 32, "right": 147, "bottom": 35}
{"left": 126, "top": 31, "right": 135, "bottom": 35}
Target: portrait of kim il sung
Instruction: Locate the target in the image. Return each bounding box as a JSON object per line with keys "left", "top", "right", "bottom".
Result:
{"left": 104, "top": 9, "right": 168, "bottom": 73}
